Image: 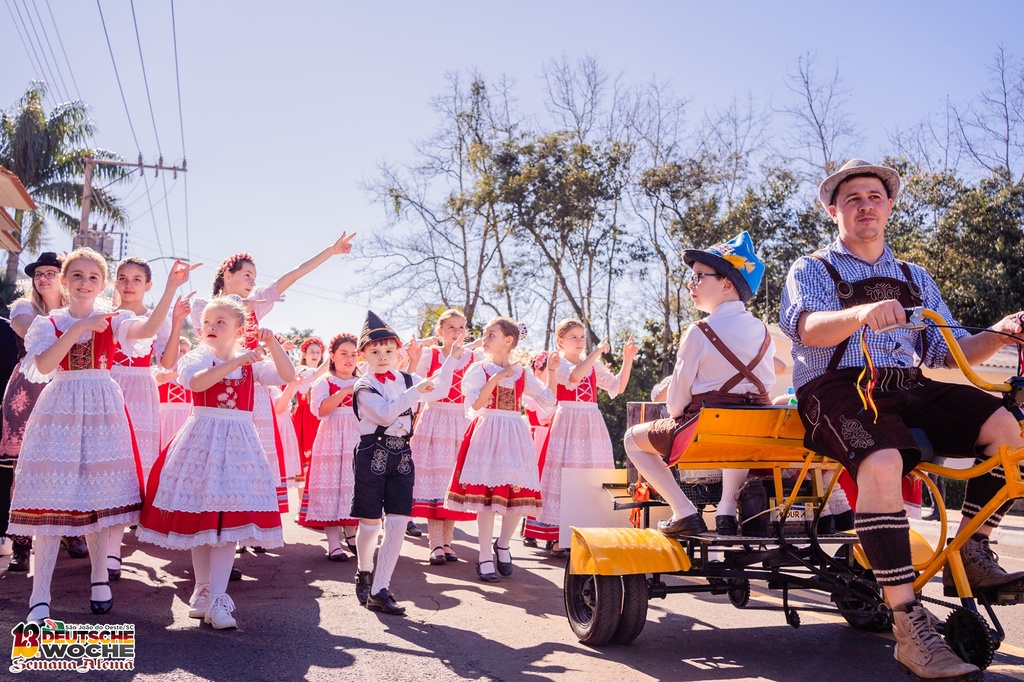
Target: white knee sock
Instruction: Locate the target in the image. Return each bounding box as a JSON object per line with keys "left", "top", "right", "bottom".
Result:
{"left": 85, "top": 530, "right": 111, "bottom": 601}
{"left": 325, "top": 526, "right": 342, "bottom": 554}
{"left": 443, "top": 519, "right": 455, "bottom": 546}
{"left": 624, "top": 429, "right": 696, "bottom": 519}
{"left": 29, "top": 535, "right": 60, "bottom": 615}
{"left": 496, "top": 514, "right": 521, "bottom": 563}
{"left": 371, "top": 515, "right": 407, "bottom": 594}
{"left": 356, "top": 521, "right": 381, "bottom": 573}
{"left": 427, "top": 519, "right": 444, "bottom": 554}
{"left": 477, "top": 510, "right": 495, "bottom": 563}
{"left": 105, "top": 523, "right": 125, "bottom": 571}
{"left": 191, "top": 545, "right": 211, "bottom": 590}
{"left": 718, "top": 469, "right": 749, "bottom": 518}
{"left": 209, "top": 543, "right": 236, "bottom": 597}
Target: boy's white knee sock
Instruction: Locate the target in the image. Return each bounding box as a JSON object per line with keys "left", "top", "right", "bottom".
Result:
{"left": 371, "top": 515, "right": 407, "bottom": 594}
{"left": 356, "top": 521, "right": 380, "bottom": 573}
{"left": 624, "top": 429, "right": 696, "bottom": 519}
{"left": 718, "top": 469, "right": 749, "bottom": 518}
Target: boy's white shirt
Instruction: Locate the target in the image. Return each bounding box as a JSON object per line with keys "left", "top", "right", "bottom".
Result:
{"left": 352, "top": 352, "right": 459, "bottom": 436}
{"left": 666, "top": 300, "right": 776, "bottom": 419}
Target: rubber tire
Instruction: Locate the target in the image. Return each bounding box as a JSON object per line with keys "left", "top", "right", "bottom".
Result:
{"left": 564, "top": 568, "right": 623, "bottom": 646}
{"left": 610, "top": 574, "right": 649, "bottom": 644}
{"left": 831, "top": 546, "right": 891, "bottom": 633}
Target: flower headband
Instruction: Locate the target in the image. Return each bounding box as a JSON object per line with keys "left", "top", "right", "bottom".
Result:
{"left": 222, "top": 252, "right": 255, "bottom": 271}
{"left": 533, "top": 350, "right": 550, "bottom": 371}
{"left": 330, "top": 333, "right": 358, "bottom": 350}
{"left": 300, "top": 337, "right": 325, "bottom": 354}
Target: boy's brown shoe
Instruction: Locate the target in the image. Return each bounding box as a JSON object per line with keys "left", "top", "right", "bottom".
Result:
{"left": 892, "top": 601, "right": 980, "bottom": 681}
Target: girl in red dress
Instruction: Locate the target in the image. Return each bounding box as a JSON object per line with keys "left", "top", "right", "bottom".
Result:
{"left": 446, "top": 318, "right": 557, "bottom": 582}
{"left": 292, "top": 337, "right": 325, "bottom": 480}
{"left": 138, "top": 297, "right": 296, "bottom": 630}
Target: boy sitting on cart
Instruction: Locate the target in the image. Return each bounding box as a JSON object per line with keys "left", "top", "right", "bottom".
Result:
{"left": 624, "top": 231, "right": 776, "bottom": 537}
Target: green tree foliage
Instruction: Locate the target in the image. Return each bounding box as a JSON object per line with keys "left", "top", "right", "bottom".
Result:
{"left": 0, "top": 83, "right": 127, "bottom": 277}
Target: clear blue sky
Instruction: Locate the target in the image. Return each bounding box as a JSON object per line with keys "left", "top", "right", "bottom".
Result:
{"left": 2, "top": 1, "right": 1022, "bottom": 340}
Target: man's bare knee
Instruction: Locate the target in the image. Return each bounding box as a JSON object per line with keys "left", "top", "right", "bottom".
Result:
{"left": 854, "top": 449, "right": 906, "bottom": 513}
{"left": 978, "top": 409, "right": 1024, "bottom": 451}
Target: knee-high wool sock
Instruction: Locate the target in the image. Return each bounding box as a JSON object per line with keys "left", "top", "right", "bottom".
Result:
{"left": 29, "top": 535, "right": 61, "bottom": 617}
{"left": 624, "top": 429, "right": 696, "bottom": 519}
{"left": 356, "top": 521, "right": 381, "bottom": 573}
{"left": 371, "top": 515, "right": 408, "bottom": 594}
{"left": 85, "top": 531, "right": 111, "bottom": 601}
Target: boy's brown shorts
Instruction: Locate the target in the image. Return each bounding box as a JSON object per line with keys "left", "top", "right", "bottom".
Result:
{"left": 642, "top": 415, "right": 693, "bottom": 459}
{"left": 796, "top": 367, "right": 1003, "bottom": 479}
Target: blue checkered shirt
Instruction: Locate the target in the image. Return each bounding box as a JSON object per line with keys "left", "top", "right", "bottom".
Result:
{"left": 780, "top": 240, "right": 968, "bottom": 390}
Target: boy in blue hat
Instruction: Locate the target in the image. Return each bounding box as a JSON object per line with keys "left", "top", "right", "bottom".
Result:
{"left": 624, "top": 231, "right": 776, "bottom": 536}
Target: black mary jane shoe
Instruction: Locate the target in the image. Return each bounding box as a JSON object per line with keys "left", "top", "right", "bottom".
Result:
{"left": 107, "top": 555, "right": 122, "bottom": 582}
{"left": 27, "top": 602, "right": 49, "bottom": 625}
{"left": 405, "top": 521, "right": 423, "bottom": 538}
{"left": 346, "top": 538, "right": 358, "bottom": 557}
{"left": 90, "top": 582, "right": 113, "bottom": 615}
{"left": 443, "top": 544, "right": 459, "bottom": 563}
{"left": 327, "top": 548, "right": 349, "bottom": 563}
{"left": 366, "top": 588, "right": 406, "bottom": 616}
{"left": 493, "top": 541, "right": 513, "bottom": 577}
{"left": 522, "top": 536, "right": 538, "bottom": 548}
{"left": 476, "top": 560, "right": 500, "bottom": 583}
{"left": 229, "top": 567, "right": 243, "bottom": 582}
{"left": 429, "top": 547, "right": 447, "bottom": 566}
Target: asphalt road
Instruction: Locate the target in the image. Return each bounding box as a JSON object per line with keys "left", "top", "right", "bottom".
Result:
{"left": 3, "top": 501, "right": 1024, "bottom": 682}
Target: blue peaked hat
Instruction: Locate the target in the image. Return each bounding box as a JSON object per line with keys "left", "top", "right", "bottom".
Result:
{"left": 683, "top": 231, "right": 764, "bottom": 303}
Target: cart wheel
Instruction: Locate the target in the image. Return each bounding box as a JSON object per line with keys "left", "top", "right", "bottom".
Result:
{"left": 944, "top": 607, "right": 998, "bottom": 670}
{"left": 727, "top": 579, "right": 750, "bottom": 608}
{"left": 610, "top": 574, "right": 649, "bottom": 645}
{"left": 564, "top": 568, "right": 623, "bottom": 646}
{"left": 831, "top": 547, "right": 892, "bottom": 632}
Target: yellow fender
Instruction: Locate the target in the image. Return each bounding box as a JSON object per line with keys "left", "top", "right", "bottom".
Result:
{"left": 851, "top": 529, "right": 935, "bottom": 571}
{"left": 569, "top": 527, "right": 692, "bottom": 576}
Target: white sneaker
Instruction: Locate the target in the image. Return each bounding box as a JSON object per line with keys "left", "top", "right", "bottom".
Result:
{"left": 204, "top": 593, "right": 237, "bottom": 630}
{"left": 188, "top": 584, "right": 210, "bottom": 619}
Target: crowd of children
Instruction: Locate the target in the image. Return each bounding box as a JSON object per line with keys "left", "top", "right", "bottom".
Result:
{"left": 2, "top": 229, "right": 802, "bottom": 627}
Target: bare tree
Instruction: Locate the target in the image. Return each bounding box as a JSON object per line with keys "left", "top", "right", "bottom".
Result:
{"left": 778, "top": 52, "right": 861, "bottom": 181}
{"left": 953, "top": 45, "right": 1024, "bottom": 181}
{"left": 698, "top": 94, "right": 773, "bottom": 210}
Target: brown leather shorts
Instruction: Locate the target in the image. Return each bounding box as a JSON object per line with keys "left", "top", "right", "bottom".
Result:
{"left": 796, "top": 368, "right": 1003, "bottom": 478}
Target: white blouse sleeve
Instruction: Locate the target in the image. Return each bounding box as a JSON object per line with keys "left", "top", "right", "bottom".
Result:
{"left": 415, "top": 348, "right": 434, "bottom": 377}
{"left": 177, "top": 348, "right": 215, "bottom": 390}
{"left": 555, "top": 357, "right": 574, "bottom": 389}
{"left": 189, "top": 296, "right": 208, "bottom": 329}
{"left": 461, "top": 363, "right": 487, "bottom": 408}
{"left": 151, "top": 315, "right": 173, "bottom": 360}
{"left": 248, "top": 282, "right": 284, "bottom": 321}
{"left": 111, "top": 309, "right": 154, "bottom": 359}
{"left": 21, "top": 315, "right": 59, "bottom": 383}
{"left": 310, "top": 377, "right": 332, "bottom": 415}
{"left": 524, "top": 370, "right": 556, "bottom": 414}
{"left": 295, "top": 367, "right": 317, "bottom": 392}
{"left": 593, "top": 360, "right": 622, "bottom": 398}
{"left": 9, "top": 299, "right": 36, "bottom": 328}
{"left": 253, "top": 357, "right": 285, "bottom": 387}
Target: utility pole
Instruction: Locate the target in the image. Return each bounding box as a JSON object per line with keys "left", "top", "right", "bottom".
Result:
{"left": 79, "top": 154, "right": 187, "bottom": 233}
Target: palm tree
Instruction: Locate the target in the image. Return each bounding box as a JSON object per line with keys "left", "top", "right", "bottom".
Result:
{"left": 0, "top": 82, "right": 127, "bottom": 279}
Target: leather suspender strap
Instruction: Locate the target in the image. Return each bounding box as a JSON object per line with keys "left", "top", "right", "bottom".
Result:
{"left": 695, "top": 321, "right": 769, "bottom": 394}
